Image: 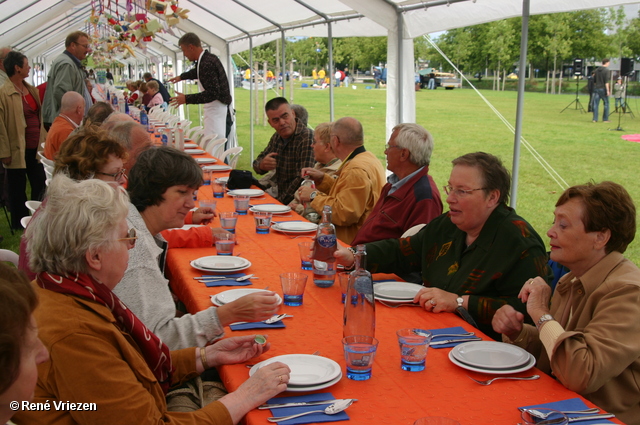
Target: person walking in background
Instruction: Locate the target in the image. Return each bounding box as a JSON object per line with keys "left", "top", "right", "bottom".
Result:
{"left": 169, "top": 33, "right": 233, "bottom": 142}
{"left": 613, "top": 77, "right": 625, "bottom": 113}
{"left": 587, "top": 71, "right": 595, "bottom": 113}
{"left": 42, "top": 31, "right": 93, "bottom": 130}
{"left": 0, "top": 51, "right": 47, "bottom": 229}
{"left": 592, "top": 58, "right": 610, "bottom": 123}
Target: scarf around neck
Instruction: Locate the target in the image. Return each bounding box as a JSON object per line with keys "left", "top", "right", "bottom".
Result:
{"left": 36, "top": 271, "right": 174, "bottom": 393}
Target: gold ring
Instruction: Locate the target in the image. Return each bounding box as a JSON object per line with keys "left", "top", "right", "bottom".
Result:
{"left": 528, "top": 279, "right": 534, "bottom": 285}
{"left": 278, "top": 375, "right": 284, "bottom": 384}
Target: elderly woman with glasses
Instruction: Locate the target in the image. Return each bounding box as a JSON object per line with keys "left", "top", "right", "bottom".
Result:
{"left": 335, "top": 152, "right": 550, "bottom": 338}
{"left": 14, "top": 175, "right": 290, "bottom": 425}
{"left": 113, "top": 146, "right": 281, "bottom": 350}
{"left": 492, "top": 181, "right": 640, "bottom": 424}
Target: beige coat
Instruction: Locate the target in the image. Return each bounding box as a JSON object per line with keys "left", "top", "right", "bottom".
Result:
{"left": 0, "top": 80, "right": 47, "bottom": 169}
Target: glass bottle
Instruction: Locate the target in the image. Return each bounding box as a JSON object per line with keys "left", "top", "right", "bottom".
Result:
{"left": 311, "top": 205, "right": 337, "bottom": 287}
{"left": 343, "top": 244, "right": 375, "bottom": 338}
{"left": 299, "top": 177, "right": 318, "bottom": 222}
{"left": 175, "top": 122, "right": 184, "bottom": 151}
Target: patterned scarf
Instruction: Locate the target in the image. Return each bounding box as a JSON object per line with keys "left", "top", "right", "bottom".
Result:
{"left": 37, "top": 271, "right": 174, "bottom": 393}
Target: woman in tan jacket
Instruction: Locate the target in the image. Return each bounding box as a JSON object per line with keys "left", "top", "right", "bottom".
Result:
{"left": 0, "top": 50, "right": 46, "bottom": 229}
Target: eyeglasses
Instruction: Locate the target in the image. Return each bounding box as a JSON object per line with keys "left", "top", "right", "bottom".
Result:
{"left": 96, "top": 169, "right": 127, "bottom": 182}
{"left": 385, "top": 143, "right": 403, "bottom": 150}
{"left": 443, "top": 185, "right": 486, "bottom": 197}
{"left": 75, "top": 42, "right": 91, "bottom": 49}
{"left": 117, "top": 228, "right": 137, "bottom": 248}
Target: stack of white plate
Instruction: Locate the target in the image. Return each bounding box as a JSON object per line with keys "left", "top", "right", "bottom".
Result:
{"left": 190, "top": 255, "right": 252, "bottom": 273}
{"left": 184, "top": 143, "right": 199, "bottom": 149}
{"left": 448, "top": 341, "right": 536, "bottom": 374}
{"left": 210, "top": 288, "right": 282, "bottom": 307}
{"left": 250, "top": 204, "right": 291, "bottom": 214}
{"left": 227, "top": 189, "right": 264, "bottom": 197}
{"left": 271, "top": 221, "right": 318, "bottom": 234}
{"left": 185, "top": 148, "right": 206, "bottom": 155}
{"left": 249, "top": 354, "right": 342, "bottom": 392}
{"left": 373, "top": 281, "right": 422, "bottom": 304}
{"left": 196, "top": 158, "right": 217, "bottom": 164}
{"left": 203, "top": 164, "right": 231, "bottom": 171}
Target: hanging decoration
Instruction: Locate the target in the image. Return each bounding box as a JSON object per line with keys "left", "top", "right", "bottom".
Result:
{"left": 86, "top": 0, "right": 189, "bottom": 63}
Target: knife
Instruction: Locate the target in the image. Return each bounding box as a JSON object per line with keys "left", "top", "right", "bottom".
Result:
{"left": 258, "top": 399, "right": 357, "bottom": 409}
{"left": 567, "top": 413, "right": 616, "bottom": 422}
{"left": 429, "top": 337, "right": 482, "bottom": 346}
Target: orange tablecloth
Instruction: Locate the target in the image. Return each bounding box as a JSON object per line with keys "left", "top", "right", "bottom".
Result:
{"left": 165, "top": 154, "right": 619, "bottom": 424}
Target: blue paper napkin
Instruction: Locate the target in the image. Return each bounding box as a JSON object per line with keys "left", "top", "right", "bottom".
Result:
{"left": 428, "top": 326, "right": 479, "bottom": 349}
{"left": 201, "top": 273, "right": 252, "bottom": 287}
{"left": 519, "top": 398, "right": 614, "bottom": 424}
{"left": 229, "top": 321, "right": 286, "bottom": 331}
{"left": 266, "top": 392, "right": 350, "bottom": 425}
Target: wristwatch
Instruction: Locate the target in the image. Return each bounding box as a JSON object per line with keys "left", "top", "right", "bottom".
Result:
{"left": 309, "top": 191, "right": 317, "bottom": 201}
{"left": 536, "top": 314, "right": 555, "bottom": 330}
{"left": 455, "top": 296, "right": 478, "bottom": 328}
{"left": 456, "top": 297, "right": 464, "bottom": 308}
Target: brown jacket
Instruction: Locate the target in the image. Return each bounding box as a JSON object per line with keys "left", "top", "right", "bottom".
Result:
{"left": 13, "top": 284, "right": 233, "bottom": 425}
{"left": 0, "top": 80, "right": 47, "bottom": 169}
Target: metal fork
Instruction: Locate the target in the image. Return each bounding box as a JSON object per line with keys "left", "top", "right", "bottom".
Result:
{"left": 378, "top": 300, "right": 421, "bottom": 308}
{"left": 467, "top": 374, "right": 540, "bottom": 385}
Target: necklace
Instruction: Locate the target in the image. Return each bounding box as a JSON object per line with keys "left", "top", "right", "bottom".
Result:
{"left": 11, "top": 81, "right": 27, "bottom": 97}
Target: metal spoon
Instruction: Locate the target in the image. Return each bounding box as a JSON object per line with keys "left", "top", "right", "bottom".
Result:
{"left": 195, "top": 274, "right": 255, "bottom": 282}
{"left": 267, "top": 399, "right": 355, "bottom": 422}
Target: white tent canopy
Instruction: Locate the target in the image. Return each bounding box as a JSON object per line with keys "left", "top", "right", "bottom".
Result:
{"left": 2, "top": 0, "right": 637, "bottom": 202}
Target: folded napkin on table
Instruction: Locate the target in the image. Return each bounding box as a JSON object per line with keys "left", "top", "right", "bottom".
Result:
{"left": 202, "top": 273, "right": 252, "bottom": 287}
{"left": 519, "top": 397, "right": 614, "bottom": 424}
{"left": 266, "top": 392, "right": 349, "bottom": 425}
{"left": 229, "top": 321, "right": 286, "bottom": 331}
{"left": 428, "top": 326, "right": 479, "bottom": 349}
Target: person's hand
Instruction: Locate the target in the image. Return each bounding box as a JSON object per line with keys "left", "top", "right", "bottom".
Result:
{"left": 218, "top": 292, "right": 280, "bottom": 325}
{"left": 205, "top": 335, "right": 271, "bottom": 367}
{"left": 260, "top": 152, "right": 278, "bottom": 171}
{"left": 192, "top": 207, "right": 216, "bottom": 225}
{"left": 1, "top": 157, "right": 11, "bottom": 166}
{"left": 414, "top": 287, "right": 458, "bottom": 313}
{"left": 518, "top": 276, "right": 552, "bottom": 320}
{"left": 301, "top": 167, "right": 324, "bottom": 184}
{"left": 169, "top": 92, "right": 186, "bottom": 107}
{"left": 168, "top": 76, "right": 182, "bottom": 84}
{"left": 334, "top": 246, "right": 354, "bottom": 268}
{"left": 492, "top": 305, "right": 525, "bottom": 341}
{"left": 288, "top": 201, "right": 300, "bottom": 209}
{"left": 218, "top": 361, "right": 291, "bottom": 421}
{"left": 298, "top": 186, "right": 315, "bottom": 202}
{"left": 209, "top": 227, "right": 231, "bottom": 242}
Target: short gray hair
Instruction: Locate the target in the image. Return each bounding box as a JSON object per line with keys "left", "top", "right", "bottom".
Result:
{"left": 108, "top": 121, "right": 144, "bottom": 150}
{"left": 392, "top": 123, "right": 434, "bottom": 167}
{"left": 26, "top": 174, "right": 130, "bottom": 275}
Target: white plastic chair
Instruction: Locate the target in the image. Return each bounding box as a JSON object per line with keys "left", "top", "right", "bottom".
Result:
{"left": 37, "top": 152, "right": 54, "bottom": 167}
{"left": 199, "top": 134, "right": 217, "bottom": 150}
{"left": 187, "top": 126, "right": 203, "bottom": 139}
{"left": 178, "top": 119, "right": 192, "bottom": 128}
{"left": 20, "top": 216, "right": 31, "bottom": 229}
{"left": 207, "top": 138, "right": 227, "bottom": 159}
{"left": 44, "top": 167, "right": 53, "bottom": 180}
{"left": 219, "top": 146, "right": 243, "bottom": 169}
{"left": 0, "top": 248, "right": 19, "bottom": 267}
{"left": 191, "top": 129, "right": 207, "bottom": 147}
{"left": 25, "top": 200, "right": 41, "bottom": 215}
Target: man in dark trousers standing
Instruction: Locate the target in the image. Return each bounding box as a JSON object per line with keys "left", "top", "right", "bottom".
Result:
{"left": 587, "top": 71, "right": 595, "bottom": 113}
{"left": 169, "top": 33, "right": 233, "bottom": 142}
{"left": 592, "top": 59, "right": 610, "bottom": 123}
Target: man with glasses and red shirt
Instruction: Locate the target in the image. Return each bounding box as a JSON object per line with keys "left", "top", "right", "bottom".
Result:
{"left": 335, "top": 152, "right": 551, "bottom": 339}
{"left": 42, "top": 31, "right": 93, "bottom": 131}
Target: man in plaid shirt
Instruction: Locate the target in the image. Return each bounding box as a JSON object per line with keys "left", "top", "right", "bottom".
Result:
{"left": 252, "top": 97, "right": 314, "bottom": 204}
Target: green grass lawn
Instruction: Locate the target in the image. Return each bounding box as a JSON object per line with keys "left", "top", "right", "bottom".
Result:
{"left": 4, "top": 81, "right": 639, "bottom": 266}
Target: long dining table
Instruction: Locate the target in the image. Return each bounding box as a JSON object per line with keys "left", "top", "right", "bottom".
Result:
{"left": 164, "top": 150, "right": 621, "bottom": 425}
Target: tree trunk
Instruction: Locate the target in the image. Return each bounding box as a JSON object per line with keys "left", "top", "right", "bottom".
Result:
{"left": 546, "top": 70, "right": 550, "bottom": 94}
{"left": 557, "top": 67, "right": 563, "bottom": 94}
{"left": 552, "top": 55, "right": 557, "bottom": 95}
{"left": 502, "top": 69, "right": 506, "bottom": 91}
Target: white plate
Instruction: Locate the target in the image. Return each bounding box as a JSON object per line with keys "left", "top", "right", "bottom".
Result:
{"left": 249, "top": 354, "right": 341, "bottom": 386}
{"left": 185, "top": 148, "right": 206, "bottom": 155}
{"left": 451, "top": 341, "right": 531, "bottom": 369}
{"left": 169, "top": 224, "right": 204, "bottom": 230}
{"left": 448, "top": 350, "right": 536, "bottom": 375}
{"left": 184, "top": 143, "right": 199, "bottom": 149}
{"left": 193, "top": 261, "right": 249, "bottom": 274}
{"left": 272, "top": 222, "right": 318, "bottom": 233}
{"left": 211, "top": 288, "right": 282, "bottom": 306}
{"left": 215, "top": 177, "right": 229, "bottom": 184}
{"left": 203, "top": 164, "right": 232, "bottom": 171}
{"left": 195, "top": 256, "right": 250, "bottom": 270}
{"left": 374, "top": 281, "right": 422, "bottom": 300}
{"left": 196, "top": 158, "right": 217, "bottom": 164}
{"left": 228, "top": 189, "right": 265, "bottom": 197}
{"left": 250, "top": 204, "right": 291, "bottom": 214}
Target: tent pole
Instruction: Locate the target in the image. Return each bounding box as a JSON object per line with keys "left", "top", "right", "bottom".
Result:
{"left": 249, "top": 37, "right": 254, "bottom": 161}
{"left": 397, "top": 9, "right": 403, "bottom": 123}
{"left": 510, "top": 0, "right": 530, "bottom": 209}
{"left": 328, "top": 21, "right": 334, "bottom": 121}
{"left": 281, "top": 31, "right": 286, "bottom": 97}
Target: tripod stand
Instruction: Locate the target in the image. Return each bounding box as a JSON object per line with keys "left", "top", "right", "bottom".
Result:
{"left": 621, "top": 75, "right": 635, "bottom": 118}
{"left": 561, "top": 76, "right": 586, "bottom": 113}
{"left": 610, "top": 75, "right": 633, "bottom": 131}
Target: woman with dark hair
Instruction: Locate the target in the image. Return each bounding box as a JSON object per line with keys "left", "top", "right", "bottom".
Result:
{"left": 113, "top": 146, "right": 281, "bottom": 350}
{"left": 14, "top": 175, "right": 290, "bottom": 425}
{"left": 0, "top": 265, "right": 49, "bottom": 424}
{"left": 493, "top": 181, "right": 640, "bottom": 424}
{"left": 0, "top": 50, "right": 47, "bottom": 229}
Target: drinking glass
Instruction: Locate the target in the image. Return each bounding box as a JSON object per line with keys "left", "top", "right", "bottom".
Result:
{"left": 338, "top": 271, "right": 350, "bottom": 303}
{"left": 396, "top": 329, "right": 432, "bottom": 372}
{"left": 234, "top": 195, "right": 250, "bottom": 215}
{"left": 254, "top": 211, "right": 272, "bottom": 234}
{"left": 297, "top": 241, "right": 313, "bottom": 270}
{"left": 212, "top": 180, "right": 226, "bottom": 198}
{"left": 280, "top": 272, "right": 308, "bottom": 306}
{"left": 219, "top": 212, "right": 238, "bottom": 233}
{"left": 214, "top": 233, "right": 235, "bottom": 256}
{"left": 342, "top": 335, "right": 378, "bottom": 380}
